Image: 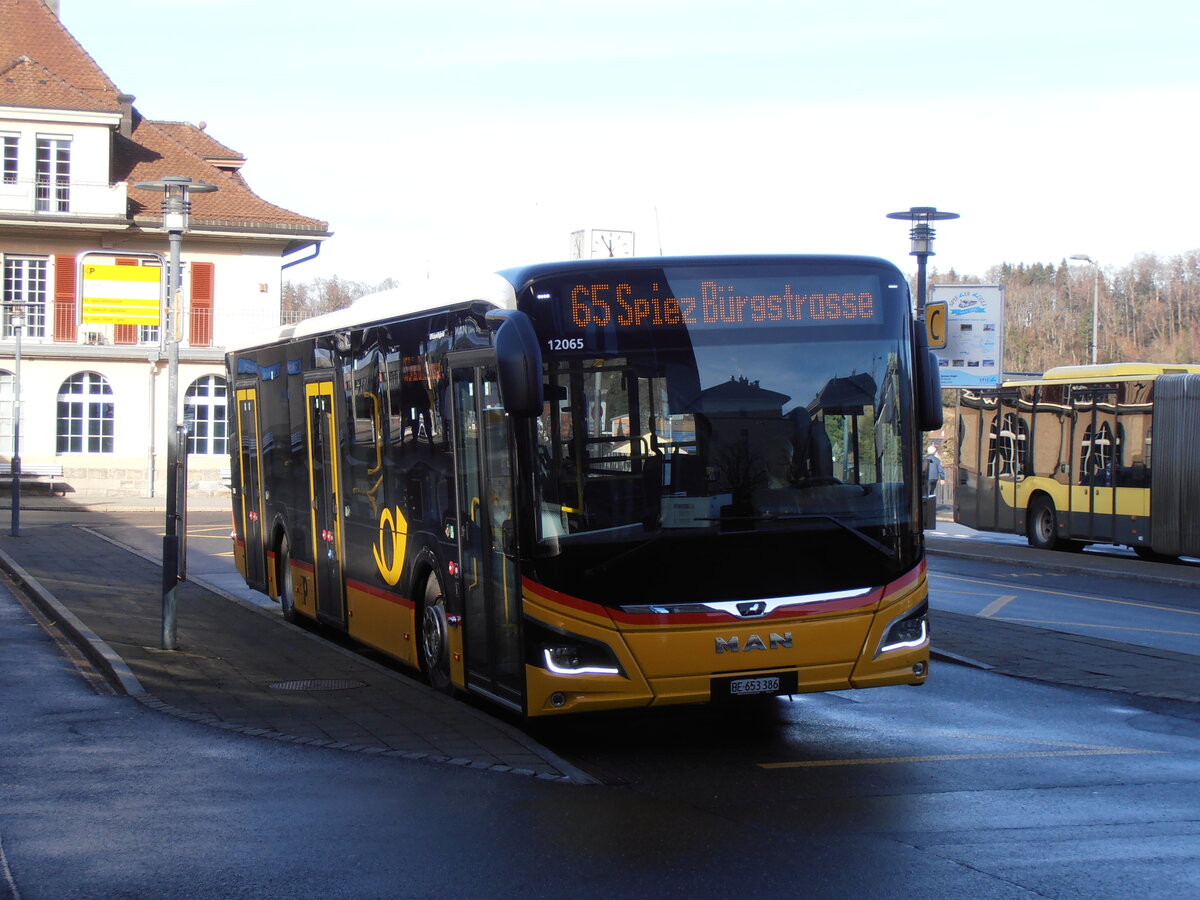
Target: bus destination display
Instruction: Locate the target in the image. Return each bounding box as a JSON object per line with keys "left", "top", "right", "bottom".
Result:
{"left": 565, "top": 278, "right": 881, "bottom": 331}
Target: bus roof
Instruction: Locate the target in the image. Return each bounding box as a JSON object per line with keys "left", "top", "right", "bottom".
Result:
{"left": 236, "top": 254, "right": 906, "bottom": 352}
{"left": 235, "top": 272, "right": 519, "bottom": 350}
{"left": 497, "top": 253, "right": 904, "bottom": 292}
{"left": 1005, "top": 362, "right": 1200, "bottom": 385}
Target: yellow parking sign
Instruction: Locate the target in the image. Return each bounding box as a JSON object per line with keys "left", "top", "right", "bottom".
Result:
{"left": 81, "top": 264, "right": 162, "bottom": 326}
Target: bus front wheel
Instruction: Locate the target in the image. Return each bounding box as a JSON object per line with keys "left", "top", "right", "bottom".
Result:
{"left": 420, "top": 573, "right": 453, "bottom": 693}
{"left": 1027, "top": 496, "right": 1064, "bottom": 550}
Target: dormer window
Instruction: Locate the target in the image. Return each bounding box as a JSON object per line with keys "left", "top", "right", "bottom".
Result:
{"left": 35, "top": 136, "right": 71, "bottom": 212}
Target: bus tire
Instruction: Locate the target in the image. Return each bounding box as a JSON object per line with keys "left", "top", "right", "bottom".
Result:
{"left": 1027, "top": 496, "right": 1061, "bottom": 551}
{"left": 278, "top": 534, "right": 298, "bottom": 623}
{"left": 420, "top": 572, "right": 453, "bottom": 693}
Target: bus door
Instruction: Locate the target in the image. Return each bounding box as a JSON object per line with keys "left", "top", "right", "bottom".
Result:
{"left": 449, "top": 357, "right": 523, "bottom": 710}
{"left": 1072, "top": 386, "right": 1117, "bottom": 544}
{"left": 235, "top": 386, "right": 267, "bottom": 590}
{"left": 305, "top": 379, "right": 346, "bottom": 626}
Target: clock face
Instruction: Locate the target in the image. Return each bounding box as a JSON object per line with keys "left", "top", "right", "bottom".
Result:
{"left": 590, "top": 230, "right": 634, "bottom": 258}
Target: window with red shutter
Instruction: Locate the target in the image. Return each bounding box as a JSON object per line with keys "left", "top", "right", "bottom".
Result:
{"left": 189, "top": 261, "right": 214, "bottom": 347}
{"left": 53, "top": 254, "right": 77, "bottom": 342}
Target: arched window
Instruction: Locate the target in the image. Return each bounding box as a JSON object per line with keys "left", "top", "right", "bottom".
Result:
{"left": 1080, "top": 421, "right": 1117, "bottom": 481}
{"left": 57, "top": 372, "right": 114, "bottom": 453}
{"left": 184, "top": 374, "right": 227, "bottom": 455}
{"left": 0, "top": 370, "right": 13, "bottom": 456}
{"left": 987, "top": 412, "right": 1028, "bottom": 477}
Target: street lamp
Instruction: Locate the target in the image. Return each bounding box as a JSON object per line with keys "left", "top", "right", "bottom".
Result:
{"left": 1070, "top": 254, "right": 1101, "bottom": 365}
{"left": 886, "top": 206, "right": 960, "bottom": 320}
{"left": 134, "top": 175, "right": 218, "bottom": 650}
{"left": 3, "top": 299, "right": 24, "bottom": 536}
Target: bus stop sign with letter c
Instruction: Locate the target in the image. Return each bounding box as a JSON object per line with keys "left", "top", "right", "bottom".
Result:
{"left": 925, "top": 300, "right": 947, "bottom": 350}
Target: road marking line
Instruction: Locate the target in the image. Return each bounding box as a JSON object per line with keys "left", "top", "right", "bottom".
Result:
{"left": 992, "top": 616, "right": 1200, "bottom": 638}
{"left": 759, "top": 731, "right": 1163, "bottom": 769}
{"left": 930, "top": 572, "right": 1200, "bottom": 617}
{"left": 0, "top": 829, "right": 20, "bottom": 900}
{"left": 760, "top": 747, "right": 1162, "bottom": 769}
{"left": 979, "top": 594, "right": 1017, "bottom": 617}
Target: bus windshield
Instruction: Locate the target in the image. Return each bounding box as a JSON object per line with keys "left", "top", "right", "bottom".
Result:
{"left": 523, "top": 261, "right": 919, "bottom": 608}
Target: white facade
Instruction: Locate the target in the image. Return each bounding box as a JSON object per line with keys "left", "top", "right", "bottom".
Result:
{"left": 1, "top": 11, "right": 329, "bottom": 498}
{"left": 0, "top": 107, "right": 127, "bottom": 219}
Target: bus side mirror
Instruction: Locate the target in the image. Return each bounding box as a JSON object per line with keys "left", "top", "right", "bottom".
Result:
{"left": 486, "top": 309, "right": 544, "bottom": 417}
{"left": 914, "top": 322, "right": 943, "bottom": 432}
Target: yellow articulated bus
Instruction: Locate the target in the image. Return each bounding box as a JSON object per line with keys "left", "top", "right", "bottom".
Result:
{"left": 228, "top": 255, "right": 940, "bottom": 717}
{"left": 955, "top": 362, "right": 1200, "bottom": 559}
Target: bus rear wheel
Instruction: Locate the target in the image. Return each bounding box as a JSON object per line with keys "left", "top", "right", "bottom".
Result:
{"left": 1027, "top": 496, "right": 1061, "bottom": 550}
{"left": 420, "top": 573, "right": 453, "bottom": 693}
{"left": 278, "top": 534, "right": 298, "bottom": 623}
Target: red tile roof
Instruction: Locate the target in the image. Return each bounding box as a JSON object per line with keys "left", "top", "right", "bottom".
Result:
{"left": 0, "top": 53, "right": 115, "bottom": 113}
{"left": 0, "top": 0, "right": 122, "bottom": 110}
{"left": 154, "top": 122, "right": 245, "bottom": 168}
{"left": 2, "top": 0, "right": 329, "bottom": 235}
{"left": 120, "top": 119, "right": 326, "bottom": 231}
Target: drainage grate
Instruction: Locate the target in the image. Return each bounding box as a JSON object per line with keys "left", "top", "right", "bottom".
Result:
{"left": 268, "top": 679, "right": 367, "bottom": 692}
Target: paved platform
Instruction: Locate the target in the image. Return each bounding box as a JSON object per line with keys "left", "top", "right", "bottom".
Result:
{"left": 1, "top": 498, "right": 1197, "bottom": 787}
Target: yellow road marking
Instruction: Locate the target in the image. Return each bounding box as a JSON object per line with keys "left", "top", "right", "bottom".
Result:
{"left": 978, "top": 594, "right": 1017, "bottom": 617}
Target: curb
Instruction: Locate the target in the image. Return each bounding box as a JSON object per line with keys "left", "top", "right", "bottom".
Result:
{"left": 1, "top": 528, "right": 599, "bottom": 785}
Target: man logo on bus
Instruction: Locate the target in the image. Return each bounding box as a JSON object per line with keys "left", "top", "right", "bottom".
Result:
{"left": 373, "top": 506, "right": 408, "bottom": 586}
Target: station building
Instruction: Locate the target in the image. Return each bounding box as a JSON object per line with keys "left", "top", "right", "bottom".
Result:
{"left": 0, "top": 0, "right": 330, "bottom": 496}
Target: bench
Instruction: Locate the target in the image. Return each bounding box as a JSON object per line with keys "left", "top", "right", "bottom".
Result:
{"left": 0, "top": 463, "right": 67, "bottom": 495}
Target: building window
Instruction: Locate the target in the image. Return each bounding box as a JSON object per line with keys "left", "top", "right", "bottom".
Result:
{"left": 2, "top": 136, "right": 16, "bottom": 185}
{"left": 0, "top": 370, "right": 12, "bottom": 456}
{"left": 56, "top": 372, "right": 114, "bottom": 454}
{"left": 185, "top": 375, "right": 227, "bottom": 455}
{"left": 35, "top": 137, "right": 71, "bottom": 212}
{"left": 3, "top": 257, "right": 48, "bottom": 338}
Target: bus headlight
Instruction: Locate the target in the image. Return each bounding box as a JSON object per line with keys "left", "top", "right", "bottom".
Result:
{"left": 527, "top": 620, "right": 625, "bottom": 677}
{"left": 543, "top": 646, "right": 620, "bottom": 676}
{"left": 877, "top": 600, "right": 929, "bottom": 656}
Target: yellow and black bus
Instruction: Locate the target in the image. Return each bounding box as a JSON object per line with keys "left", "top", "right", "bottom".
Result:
{"left": 955, "top": 362, "right": 1200, "bottom": 559}
{"left": 228, "top": 255, "right": 941, "bottom": 716}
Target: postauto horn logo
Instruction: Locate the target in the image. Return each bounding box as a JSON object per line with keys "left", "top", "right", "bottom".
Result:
{"left": 373, "top": 506, "right": 408, "bottom": 586}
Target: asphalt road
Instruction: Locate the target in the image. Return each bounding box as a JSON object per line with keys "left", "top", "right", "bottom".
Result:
{"left": 2, "top": 507, "right": 1199, "bottom": 898}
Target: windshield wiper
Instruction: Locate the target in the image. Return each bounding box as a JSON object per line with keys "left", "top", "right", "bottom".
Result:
{"left": 712, "top": 513, "right": 896, "bottom": 559}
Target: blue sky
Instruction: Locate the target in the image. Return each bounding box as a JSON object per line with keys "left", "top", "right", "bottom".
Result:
{"left": 62, "top": 0, "right": 1200, "bottom": 285}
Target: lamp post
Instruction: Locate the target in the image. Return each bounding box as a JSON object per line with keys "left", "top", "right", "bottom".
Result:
{"left": 1070, "top": 254, "right": 1101, "bottom": 364}
{"left": 134, "top": 175, "right": 217, "bottom": 650}
{"left": 886, "top": 206, "right": 960, "bottom": 320}
{"left": 4, "top": 300, "right": 24, "bottom": 536}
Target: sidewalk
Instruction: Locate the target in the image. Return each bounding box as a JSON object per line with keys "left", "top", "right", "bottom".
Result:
{"left": 0, "top": 500, "right": 592, "bottom": 783}
{"left": 1, "top": 498, "right": 1197, "bottom": 787}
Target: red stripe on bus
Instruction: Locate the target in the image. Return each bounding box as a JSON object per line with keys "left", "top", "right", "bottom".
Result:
{"left": 346, "top": 577, "right": 415, "bottom": 609}
{"left": 522, "top": 564, "right": 927, "bottom": 626}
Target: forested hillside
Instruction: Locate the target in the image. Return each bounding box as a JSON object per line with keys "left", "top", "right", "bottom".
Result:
{"left": 930, "top": 249, "right": 1200, "bottom": 373}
